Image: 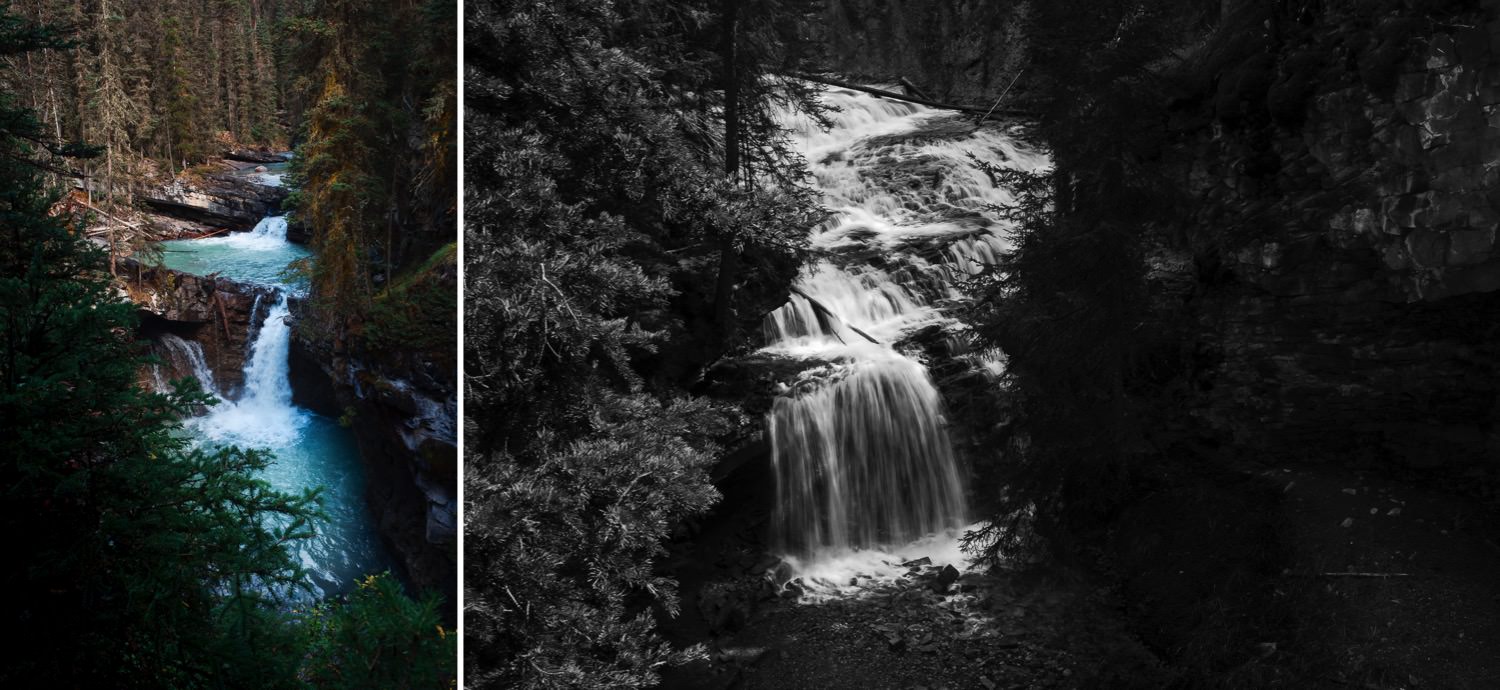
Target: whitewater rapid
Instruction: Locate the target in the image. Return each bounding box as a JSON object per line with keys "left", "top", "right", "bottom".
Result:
{"left": 154, "top": 208, "right": 392, "bottom": 600}
{"left": 765, "top": 85, "right": 1048, "bottom": 588}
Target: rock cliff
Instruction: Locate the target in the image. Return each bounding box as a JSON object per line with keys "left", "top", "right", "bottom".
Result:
{"left": 1153, "top": 2, "right": 1500, "bottom": 474}
{"left": 288, "top": 282, "right": 458, "bottom": 617}
{"left": 120, "top": 257, "right": 271, "bottom": 396}
{"left": 138, "top": 171, "right": 288, "bottom": 230}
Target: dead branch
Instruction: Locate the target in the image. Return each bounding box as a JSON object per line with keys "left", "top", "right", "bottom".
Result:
{"left": 790, "top": 287, "right": 880, "bottom": 346}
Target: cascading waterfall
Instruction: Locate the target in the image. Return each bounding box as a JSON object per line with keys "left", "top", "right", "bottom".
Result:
{"left": 198, "top": 293, "right": 306, "bottom": 448}
{"left": 158, "top": 215, "right": 308, "bottom": 287}
{"left": 151, "top": 333, "right": 218, "bottom": 396}
{"left": 766, "top": 86, "right": 1048, "bottom": 580}
{"left": 156, "top": 185, "right": 390, "bottom": 599}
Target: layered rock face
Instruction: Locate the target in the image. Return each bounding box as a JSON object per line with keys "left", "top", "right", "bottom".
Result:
{"left": 289, "top": 294, "right": 458, "bottom": 614}
{"left": 120, "top": 258, "right": 271, "bottom": 396}
{"left": 1154, "top": 4, "right": 1500, "bottom": 473}
{"left": 138, "top": 172, "right": 287, "bottom": 230}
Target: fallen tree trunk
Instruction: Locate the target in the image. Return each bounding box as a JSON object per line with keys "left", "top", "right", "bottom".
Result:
{"left": 898, "top": 77, "right": 933, "bottom": 101}
{"left": 790, "top": 287, "right": 881, "bottom": 346}
{"left": 781, "top": 72, "right": 1037, "bottom": 120}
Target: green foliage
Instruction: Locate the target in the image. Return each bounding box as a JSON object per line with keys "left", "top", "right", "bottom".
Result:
{"left": 0, "top": 10, "right": 452, "bottom": 686}
{"left": 10, "top": 0, "right": 287, "bottom": 172}
{"left": 301, "top": 573, "right": 456, "bottom": 689}
{"left": 282, "top": 0, "right": 457, "bottom": 357}
{"left": 465, "top": 394, "right": 731, "bottom": 689}
{"left": 962, "top": 0, "right": 1196, "bottom": 562}
{"left": 364, "top": 244, "right": 457, "bottom": 358}
{"left": 465, "top": 0, "right": 821, "bottom": 686}
{"left": 0, "top": 43, "right": 313, "bottom": 681}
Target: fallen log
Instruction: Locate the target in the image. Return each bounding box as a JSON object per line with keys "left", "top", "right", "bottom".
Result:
{"left": 898, "top": 77, "right": 933, "bottom": 101}
{"left": 224, "top": 148, "right": 284, "bottom": 164}
{"left": 76, "top": 198, "right": 141, "bottom": 229}
{"left": 789, "top": 287, "right": 881, "bottom": 346}
{"left": 781, "top": 72, "right": 1037, "bottom": 120}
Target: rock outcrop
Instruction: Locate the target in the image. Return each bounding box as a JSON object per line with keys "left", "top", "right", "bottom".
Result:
{"left": 830, "top": 1, "right": 1500, "bottom": 476}
{"left": 288, "top": 292, "right": 458, "bottom": 619}
{"left": 224, "top": 148, "right": 287, "bottom": 165}
{"left": 138, "top": 172, "right": 287, "bottom": 230}
{"left": 119, "top": 257, "right": 272, "bottom": 397}
{"left": 1144, "top": 4, "right": 1500, "bottom": 474}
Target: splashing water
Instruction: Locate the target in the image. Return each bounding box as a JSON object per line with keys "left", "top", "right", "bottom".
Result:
{"left": 152, "top": 333, "right": 219, "bottom": 396}
{"left": 157, "top": 216, "right": 310, "bottom": 287}
{"left": 188, "top": 292, "right": 392, "bottom": 599}
{"left": 765, "top": 85, "right": 1048, "bottom": 586}
{"left": 197, "top": 294, "right": 306, "bottom": 448}
{"left": 159, "top": 202, "right": 392, "bottom": 599}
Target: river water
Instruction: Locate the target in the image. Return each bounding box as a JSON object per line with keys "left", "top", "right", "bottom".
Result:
{"left": 152, "top": 213, "right": 392, "bottom": 600}
{"left": 765, "top": 86, "right": 1049, "bottom": 588}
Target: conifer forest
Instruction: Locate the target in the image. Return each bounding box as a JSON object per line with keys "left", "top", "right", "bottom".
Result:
{"left": 7, "top": 0, "right": 1500, "bottom": 687}
{"left": 466, "top": 0, "right": 1500, "bottom": 688}
{"left": 1, "top": 0, "right": 456, "bottom": 686}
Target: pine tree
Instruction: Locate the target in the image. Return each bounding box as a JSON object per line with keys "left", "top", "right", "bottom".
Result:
{"left": 0, "top": 7, "right": 458, "bottom": 686}
{"left": 464, "top": 1, "right": 823, "bottom": 686}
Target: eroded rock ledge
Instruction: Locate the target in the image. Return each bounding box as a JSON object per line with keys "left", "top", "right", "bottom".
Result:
{"left": 138, "top": 171, "right": 289, "bottom": 230}
{"left": 118, "top": 257, "right": 271, "bottom": 396}
{"left": 288, "top": 301, "right": 458, "bottom": 619}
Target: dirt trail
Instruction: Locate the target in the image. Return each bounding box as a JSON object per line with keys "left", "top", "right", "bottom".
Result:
{"left": 1276, "top": 466, "right": 1500, "bottom": 689}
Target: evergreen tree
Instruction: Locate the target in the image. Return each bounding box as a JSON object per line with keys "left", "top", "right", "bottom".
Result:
{"left": 961, "top": 0, "right": 1212, "bottom": 560}
{"left": 465, "top": 0, "right": 822, "bottom": 686}
{"left": 282, "top": 0, "right": 457, "bottom": 355}
{"left": 0, "top": 7, "right": 455, "bottom": 686}
{"left": 0, "top": 13, "right": 310, "bottom": 686}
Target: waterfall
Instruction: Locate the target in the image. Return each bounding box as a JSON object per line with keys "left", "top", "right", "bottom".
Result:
{"left": 154, "top": 333, "right": 219, "bottom": 397}
{"left": 765, "top": 85, "right": 1048, "bottom": 576}
{"left": 770, "top": 354, "right": 968, "bottom": 555}
{"left": 209, "top": 215, "right": 290, "bottom": 250}
{"left": 197, "top": 292, "right": 307, "bottom": 448}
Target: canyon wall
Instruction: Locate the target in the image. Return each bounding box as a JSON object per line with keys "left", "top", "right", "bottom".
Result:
{"left": 1158, "top": 2, "right": 1500, "bottom": 474}
{"left": 816, "top": 0, "right": 1025, "bottom": 103}
{"left": 289, "top": 279, "right": 458, "bottom": 615}
{"left": 824, "top": 1, "right": 1500, "bottom": 478}
{"left": 121, "top": 258, "right": 270, "bottom": 396}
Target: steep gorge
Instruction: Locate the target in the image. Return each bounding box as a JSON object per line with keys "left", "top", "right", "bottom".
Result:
{"left": 799, "top": 0, "right": 1500, "bottom": 684}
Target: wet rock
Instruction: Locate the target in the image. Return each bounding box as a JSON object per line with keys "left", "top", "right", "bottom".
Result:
{"left": 931, "top": 564, "right": 961, "bottom": 594}
{"left": 286, "top": 261, "right": 458, "bottom": 622}
{"left": 751, "top": 554, "right": 782, "bottom": 575}
{"left": 771, "top": 561, "right": 796, "bottom": 587}
{"left": 120, "top": 257, "right": 269, "bottom": 395}
{"left": 224, "top": 147, "right": 286, "bottom": 164}
{"left": 901, "top": 557, "right": 933, "bottom": 568}
{"left": 138, "top": 171, "right": 287, "bottom": 229}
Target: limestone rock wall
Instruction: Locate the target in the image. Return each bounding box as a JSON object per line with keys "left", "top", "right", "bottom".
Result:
{"left": 120, "top": 258, "right": 271, "bottom": 396}
{"left": 138, "top": 172, "right": 287, "bottom": 230}
{"left": 289, "top": 295, "right": 458, "bottom": 618}
{"left": 1157, "top": 2, "right": 1500, "bottom": 472}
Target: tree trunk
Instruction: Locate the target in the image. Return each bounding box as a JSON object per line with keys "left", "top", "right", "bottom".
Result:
{"left": 712, "top": 0, "right": 742, "bottom": 341}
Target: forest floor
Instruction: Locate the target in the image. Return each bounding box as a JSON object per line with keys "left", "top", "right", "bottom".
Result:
{"left": 660, "top": 458, "right": 1500, "bottom": 689}
{"left": 662, "top": 569, "right": 1165, "bottom": 690}
{"left": 656, "top": 459, "right": 1165, "bottom": 690}
{"left": 1268, "top": 465, "right": 1500, "bottom": 689}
